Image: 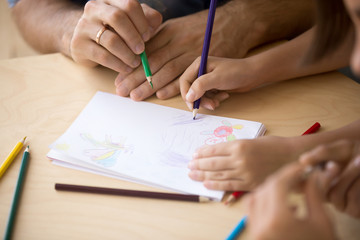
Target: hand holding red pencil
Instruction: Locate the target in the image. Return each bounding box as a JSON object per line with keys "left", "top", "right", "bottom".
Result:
{"left": 188, "top": 122, "right": 322, "bottom": 198}
{"left": 224, "top": 122, "right": 321, "bottom": 205}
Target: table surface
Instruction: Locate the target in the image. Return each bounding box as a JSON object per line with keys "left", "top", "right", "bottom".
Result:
{"left": 0, "top": 53, "right": 360, "bottom": 240}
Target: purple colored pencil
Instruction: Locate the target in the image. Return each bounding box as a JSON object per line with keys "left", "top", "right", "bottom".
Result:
{"left": 192, "top": 0, "right": 218, "bottom": 120}
{"left": 55, "top": 183, "right": 210, "bottom": 202}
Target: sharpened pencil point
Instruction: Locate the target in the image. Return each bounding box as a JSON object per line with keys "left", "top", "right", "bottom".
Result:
{"left": 192, "top": 108, "right": 198, "bottom": 120}
{"left": 146, "top": 76, "right": 153, "bottom": 88}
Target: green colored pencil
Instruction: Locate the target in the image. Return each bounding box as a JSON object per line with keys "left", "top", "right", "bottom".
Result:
{"left": 4, "top": 146, "right": 30, "bottom": 240}
{"left": 140, "top": 51, "right": 153, "bottom": 88}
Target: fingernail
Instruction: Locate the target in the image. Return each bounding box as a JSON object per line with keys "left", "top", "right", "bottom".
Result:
{"left": 130, "top": 89, "right": 142, "bottom": 101}
{"left": 115, "top": 76, "right": 124, "bottom": 86}
{"left": 186, "top": 89, "right": 195, "bottom": 102}
{"left": 220, "top": 92, "right": 230, "bottom": 101}
{"left": 116, "top": 86, "right": 129, "bottom": 96}
{"left": 142, "top": 31, "right": 151, "bottom": 42}
{"left": 188, "top": 161, "right": 195, "bottom": 170}
{"left": 192, "top": 152, "right": 199, "bottom": 159}
{"left": 135, "top": 43, "right": 145, "bottom": 54}
{"left": 125, "top": 66, "right": 133, "bottom": 73}
{"left": 204, "top": 103, "right": 215, "bottom": 111}
{"left": 186, "top": 102, "right": 193, "bottom": 110}
{"left": 132, "top": 59, "right": 140, "bottom": 68}
{"left": 355, "top": 156, "right": 360, "bottom": 167}
{"left": 204, "top": 181, "right": 213, "bottom": 189}
{"left": 188, "top": 170, "right": 198, "bottom": 179}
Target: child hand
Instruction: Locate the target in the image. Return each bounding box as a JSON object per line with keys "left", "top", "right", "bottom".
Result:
{"left": 299, "top": 139, "right": 360, "bottom": 218}
{"left": 179, "top": 56, "right": 263, "bottom": 111}
{"left": 187, "top": 136, "right": 298, "bottom": 191}
{"left": 247, "top": 163, "right": 336, "bottom": 240}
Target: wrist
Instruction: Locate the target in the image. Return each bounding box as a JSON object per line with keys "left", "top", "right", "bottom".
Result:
{"left": 58, "top": 8, "right": 83, "bottom": 59}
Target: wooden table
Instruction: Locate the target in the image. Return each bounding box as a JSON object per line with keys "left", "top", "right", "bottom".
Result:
{"left": 0, "top": 54, "right": 359, "bottom": 239}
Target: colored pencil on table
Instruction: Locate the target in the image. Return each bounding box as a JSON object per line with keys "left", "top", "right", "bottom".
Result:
{"left": 4, "top": 146, "right": 30, "bottom": 240}
{"left": 0, "top": 136, "right": 26, "bottom": 179}
{"left": 224, "top": 122, "right": 322, "bottom": 205}
{"left": 55, "top": 183, "right": 210, "bottom": 202}
{"left": 224, "top": 191, "right": 246, "bottom": 205}
{"left": 192, "top": 0, "right": 217, "bottom": 120}
{"left": 301, "top": 122, "right": 321, "bottom": 135}
{"left": 226, "top": 216, "right": 247, "bottom": 240}
{"left": 140, "top": 51, "right": 153, "bottom": 88}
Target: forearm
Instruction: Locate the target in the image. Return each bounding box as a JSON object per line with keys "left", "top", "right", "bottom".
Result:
{"left": 290, "top": 119, "right": 360, "bottom": 159}
{"left": 12, "top": 0, "right": 83, "bottom": 57}
{"left": 249, "top": 27, "right": 352, "bottom": 86}
{"left": 215, "top": 0, "right": 316, "bottom": 57}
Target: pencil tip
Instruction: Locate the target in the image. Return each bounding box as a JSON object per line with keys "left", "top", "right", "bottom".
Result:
{"left": 23, "top": 136, "right": 27, "bottom": 141}
{"left": 150, "top": 81, "right": 153, "bottom": 89}
{"left": 192, "top": 108, "right": 198, "bottom": 120}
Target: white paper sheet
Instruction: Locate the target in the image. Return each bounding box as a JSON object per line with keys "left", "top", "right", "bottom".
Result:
{"left": 48, "top": 91, "right": 266, "bottom": 201}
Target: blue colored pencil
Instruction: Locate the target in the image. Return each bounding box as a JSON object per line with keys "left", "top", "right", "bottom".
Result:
{"left": 4, "top": 146, "right": 30, "bottom": 240}
{"left": 192, "top": 0, "right": 217, "bottom": 120}
{"left": 225, "top": 216, "right": 248, "bottom": 240}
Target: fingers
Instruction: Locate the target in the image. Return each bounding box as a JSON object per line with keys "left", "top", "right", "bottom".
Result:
{"left": 328, "top": 156, "right": 360, "bottom": 211}
{"left": 156, "top": 78, "right": 180, "bottom": 99}
{"left": 188, "top": 168, "right": 240, "bottom": 181}
{"left": 188, "top": 155, "right": 237, "bottom": 172}
{"left": 179, "top": 57, "right": 202, "bottom": 101}
{"left": 343, "top": 175, "right": 360, "bottom": 218}
{"left": 141, "top": 4, "right": 163, "bottom": 34}
{"left": 299, "top": 139, "right": 356, "bottom": 167}
{"left": 315, "top": 161, "right": 342, "bottom": 194}
{"left": 72, "top": 0, "right": 162, "bottom": 74}
{"left": 101, "top": 0, "right": 149, "bottom": 49}
{"left": 192, "top": 142, "right": 232, "bottom": 159}
{"left": 71, "top": 27, "right": 132, "bottom": 73}
{"left": 267, "top": 163, "right": 305, "bottom": 201}
{"left": 96, "top": 26, "right": 141, "bottom": 68}
{"left": 203, "top": 179, "right": 247, "bottom": 191}
{"left": 116, "top": 49, "right": 193, "bottom": 100}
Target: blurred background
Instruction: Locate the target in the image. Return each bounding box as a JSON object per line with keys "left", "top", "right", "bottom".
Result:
{"left": 0, "top": 0, "right": 38, "bottom": 60}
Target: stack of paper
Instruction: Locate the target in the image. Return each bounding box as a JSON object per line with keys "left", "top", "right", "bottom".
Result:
{"left": 47, "top": 91, "right": 266, "bottom": 201}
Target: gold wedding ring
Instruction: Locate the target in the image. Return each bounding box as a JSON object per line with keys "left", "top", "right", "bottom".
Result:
{"left": 95, "top": 26, "right": 107, "bottom": 45}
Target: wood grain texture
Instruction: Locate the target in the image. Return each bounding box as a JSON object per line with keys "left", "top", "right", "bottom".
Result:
{"left": 0, "top": 53, "right": 359, "bottom": 239}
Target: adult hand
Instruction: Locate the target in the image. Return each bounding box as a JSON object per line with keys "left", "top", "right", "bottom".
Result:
{"left": 187, "top": 136, "right": 299, "bottom": 191}
{"left": 299, "top": 139, "right": 360, "bottom": 218}
{"left": 70, "top": 0, "right": 162, "bottom": 73}
{"left": 114, "top": 4, "right": 252, "bottom": 101}
{"left": 247, "top": 163, "right": 336, "bottom": 240}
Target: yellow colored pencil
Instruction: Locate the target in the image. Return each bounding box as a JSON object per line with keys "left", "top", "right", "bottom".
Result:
{"left": 0, "top": 137, "right": 27, "bottom": 179}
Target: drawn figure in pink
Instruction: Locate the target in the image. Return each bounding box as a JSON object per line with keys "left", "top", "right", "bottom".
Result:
{"left": 202, "top": 120, "right": 243, "bottom": 145}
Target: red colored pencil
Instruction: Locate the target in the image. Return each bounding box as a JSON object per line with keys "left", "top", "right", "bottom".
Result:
{"left": 302, "top": 122, "right": 321, "bottom": 135}
{"left": 224, "top": 191, "right": 246, "bottom": 205}
{"left": 224, "top": 122, "right": 322, "bottom": 205}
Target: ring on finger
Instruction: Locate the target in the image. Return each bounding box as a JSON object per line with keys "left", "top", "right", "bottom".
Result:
{"left": 95, "top": 25, "right": 107, "bottom": 45}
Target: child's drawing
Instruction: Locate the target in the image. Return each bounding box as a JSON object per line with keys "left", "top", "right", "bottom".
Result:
{"left": 80, "top": 133, "right": 132, "bottom": 167}
{"left": 202, "top": 120, "right": 243, "bottom": 145}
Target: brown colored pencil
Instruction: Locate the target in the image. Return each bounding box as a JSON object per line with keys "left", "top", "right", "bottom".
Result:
{"left": 55, "top": 183, "right": 210, "bottom": 203}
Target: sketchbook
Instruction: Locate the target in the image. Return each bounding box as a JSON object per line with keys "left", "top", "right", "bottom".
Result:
{"left": 47, "top": 91, "right": 266, "bottom": 201}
